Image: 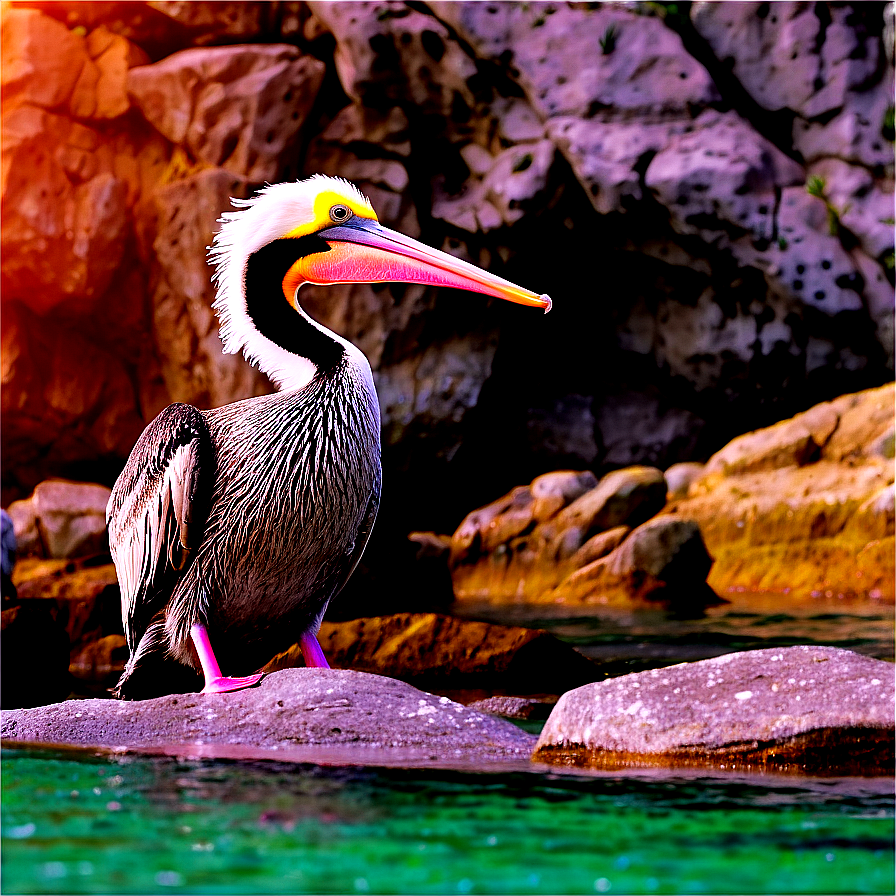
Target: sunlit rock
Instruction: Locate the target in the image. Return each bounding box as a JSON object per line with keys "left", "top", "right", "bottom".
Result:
{"left": 449, "top": 466, "right": 689, "bottom": 603}
{"left": 549, "top": 517, "right": 714, "bottom": 605}
{"left": 669, "top": 384, "right": 895, "bottom": 600}
{"left": 534, "top": 645, "right": 895, "bottom": 775}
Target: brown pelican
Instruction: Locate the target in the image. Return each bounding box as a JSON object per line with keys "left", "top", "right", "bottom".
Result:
{"left": 108, "top": 175, "right": 551, "bottom": 698}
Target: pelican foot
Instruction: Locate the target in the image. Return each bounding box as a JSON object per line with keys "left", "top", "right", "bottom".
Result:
{"left": 201, "top": 672, "right": 265, "bottom": 695}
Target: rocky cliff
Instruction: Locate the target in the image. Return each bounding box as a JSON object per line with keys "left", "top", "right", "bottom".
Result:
{"left": 2, "top": 1, "right": 893, "bottom": 543}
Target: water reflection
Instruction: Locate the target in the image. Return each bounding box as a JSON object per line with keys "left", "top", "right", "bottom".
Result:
{"left": 455, "top": 592, "right": 895, "bottom": 677}
{"left": 2, "top": 745, "right": 894, "bottom": 895}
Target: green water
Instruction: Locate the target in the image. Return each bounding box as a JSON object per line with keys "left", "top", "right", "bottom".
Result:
{"left": 2, "top": 745, "right": 893, "bottom": 895}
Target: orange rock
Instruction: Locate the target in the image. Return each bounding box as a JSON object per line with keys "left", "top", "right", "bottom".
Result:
{"left": 1, "top": 9, "right": 88, "bottom": 111}
{"left": 668, "top": 384, "right": 895, "bottom": 601}
{"left": 450, "top": 466, "right": 669, "bottom": 602}
{"left": 1, "top": 303, "right": 145, "bottom": 493}
{"left": 128, "top": 45, "right": 326, "bottom": 181}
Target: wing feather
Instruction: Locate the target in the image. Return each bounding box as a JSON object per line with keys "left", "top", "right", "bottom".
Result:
{"left": 107, "top": 404, "right": 213, "bottom": 651}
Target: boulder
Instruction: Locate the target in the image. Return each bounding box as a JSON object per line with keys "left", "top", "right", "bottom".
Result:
{"left": 549, "top": 517, "right": 714, "bottom": 605}
{"left": 434, "top": 3, "right": 718, "bottom": 119}
{"left": 690, "top": 2, "right": 881, "bottom": 119}
{"left": 669, "top": 384, "right": 895, "bottom": 600}
{"left": 128, "top": 44, "right": 326, "bottom": 182}
{"left": 467, "top": 696, "right": 556, "bottom": 721}
{"left": 534, "top": 646, "right": 895, "bottom": 775}
{"left": 1, "top": 668, "right": 537, "bottom": 762}
{"left": 664, "top": 462, "right": 706, "bottom": 500}
{"left": 1, "top": 602, "right": 71, "bottom": 709}
{"left": 20, "top": 480, "right": 111, "bottom": 559}
{"left": 264, "top": 612, "right": 600, "bottom": 696}
{"left": 450, "top": 467, "right": 670, "bottom": 602}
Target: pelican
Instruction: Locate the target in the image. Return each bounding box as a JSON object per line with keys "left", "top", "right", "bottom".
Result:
{"left": 107, "top": 175, "right": 551, "bottom": 698}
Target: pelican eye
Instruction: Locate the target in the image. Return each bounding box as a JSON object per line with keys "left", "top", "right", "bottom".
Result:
{"left": 329, "top": 204, "right": 351, "bottom": 223}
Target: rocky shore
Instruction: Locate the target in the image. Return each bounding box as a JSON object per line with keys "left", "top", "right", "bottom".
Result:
{"left": 4, "top": 646, "right": 892, "bottom": 777}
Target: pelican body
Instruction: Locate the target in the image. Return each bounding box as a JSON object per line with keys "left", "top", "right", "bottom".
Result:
{"left": 108, "top": 176, "right": 550, "bottom": 698}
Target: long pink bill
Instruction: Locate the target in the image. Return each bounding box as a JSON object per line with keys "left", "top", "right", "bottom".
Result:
{"left": 287, "top": 219, "right": 552, "bottom": 312}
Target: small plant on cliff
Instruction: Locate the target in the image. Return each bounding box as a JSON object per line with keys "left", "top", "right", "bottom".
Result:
{"left": 806, "top": 175, "right": 849, "bottom": 239}
{"left": 883, "top": 105, "right": 895, "bottom": 142}
{"left": 599, "top": 23, "right": 619, "bottom": 54}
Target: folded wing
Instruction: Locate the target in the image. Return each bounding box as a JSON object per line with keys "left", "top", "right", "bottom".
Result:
{"left": 107, "top": 403, "right": 213, "bottom": 652}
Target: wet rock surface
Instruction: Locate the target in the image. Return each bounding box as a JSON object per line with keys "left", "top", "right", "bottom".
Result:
{"left": 1, "top": 668, "right": 536, "bottom": 760}
{"left": 534, "top": 646, "right": 895, "bottom": 775}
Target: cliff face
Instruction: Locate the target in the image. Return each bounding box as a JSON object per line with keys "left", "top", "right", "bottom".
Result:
{"left": 2, "top": 1, "right": 893, "bottom": 531}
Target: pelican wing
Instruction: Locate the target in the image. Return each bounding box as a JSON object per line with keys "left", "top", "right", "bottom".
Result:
{"left": 107, "top": 404, "right": 213, "bottom": 651}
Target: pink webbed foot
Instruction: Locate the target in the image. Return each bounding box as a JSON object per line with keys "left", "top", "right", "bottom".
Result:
{"left": 191, "top": 622, "right": 264, "bottom": 695}
{"left": 200, "top": 673, "right": 264, "bottom": 695}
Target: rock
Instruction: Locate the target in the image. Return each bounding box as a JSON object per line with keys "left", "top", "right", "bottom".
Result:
{"left": 1, "top": 303, "right": 146, "bottom": 497}
{"left": 664, "top": 462, "right": 706, "bottom": 500}
{"left": 1, "top": 107, "right": 131, "bottom": 314}
{"left": 20, "top": 479, "right": 112, "bottom": 559}
{"left": 309, "top": 1, "right": 479, "bottom": 117}
{"left": 149, "top": 168, "right": 270, "bottom": 408}
{"left": 809, "top": 159, "right": 895, "bottom": 262}
{"left": 670, "top": 385, "right": 895, "bottom": 600}
{"left": 690, "top": 2, "right": 880, "bottom": 119}
{"left": 128, "top": 44, "right": 325, "bottom": 181}
{"left": 1, "top": 602, "right": 71, "bottom": 709}
{"left": 11, "top": 559, "right": 121, "bottom": 649}
{"left": 327, "top": 527, "right": 456, "bottom": 621}
{"left": 450, "top": 467, "right": 670, "bottom": 602}
{"left": 264, "top": 613, "right": 600, "bottom": 696}
{"left": 434, "top": 3, "right": 717, "bottom": 119}
{"left": 432, "top": 140, "right": 557, "bottom": 233}
{"left": 69, "top": 633, "right": 128, "bottom": 691}
{"left": 548, "top": 517, "right": 714, "bottom": 606}
{"left": 1, "top": 668, "right": 537, "bottom": 762}
{"left": 645, "top": 109, "right": 804, "bottom": 250}
{"left": 6, "top": 496, "right": 41, "bottom": 559}
{"left": 467, "top": 696, "right": 556, "bottom": 721}
{"left": 534, "top": 646, "right": 895, "bottom": 775}
{"left": 145, "top": 1, "right": 275, "bottom": 46}
{"left": 1, "top": 9, "right": 92, "bottom": 112}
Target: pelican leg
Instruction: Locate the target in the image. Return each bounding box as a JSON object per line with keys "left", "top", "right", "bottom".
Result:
{"left": 299, "top": 632, "right": 330, "bottom": 669}
{"left": 191, "top": 623, "right": 264, "bottom": 694}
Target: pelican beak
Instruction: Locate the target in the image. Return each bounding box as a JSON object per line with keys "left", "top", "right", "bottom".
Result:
{"left": 292, "top": 218, "right": 551, "bottom": 312}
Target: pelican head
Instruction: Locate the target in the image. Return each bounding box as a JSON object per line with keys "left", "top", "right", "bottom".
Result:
{"left": 210, "top": 175, "right": 551, "bottom": 389}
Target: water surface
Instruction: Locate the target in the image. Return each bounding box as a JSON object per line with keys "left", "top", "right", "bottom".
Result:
{"left": 2, "top": 744, "right": 893, "bottom": 895}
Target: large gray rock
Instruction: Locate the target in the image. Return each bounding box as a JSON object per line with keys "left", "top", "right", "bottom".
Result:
{"left": 1, "top": 668, "right": 536, "bottom": 761}
{"left": 534, "top": 646, "right": 895, "bottom": 775}
{"left": 690, "top": 2, "right": 881, "bottom": 119}
{"left": 128, "top": 44, "right": 325, "bottom": 181}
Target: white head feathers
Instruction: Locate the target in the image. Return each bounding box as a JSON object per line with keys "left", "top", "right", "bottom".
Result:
{"left": 208, "top": 176, "right": 373, "bottom": 392}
